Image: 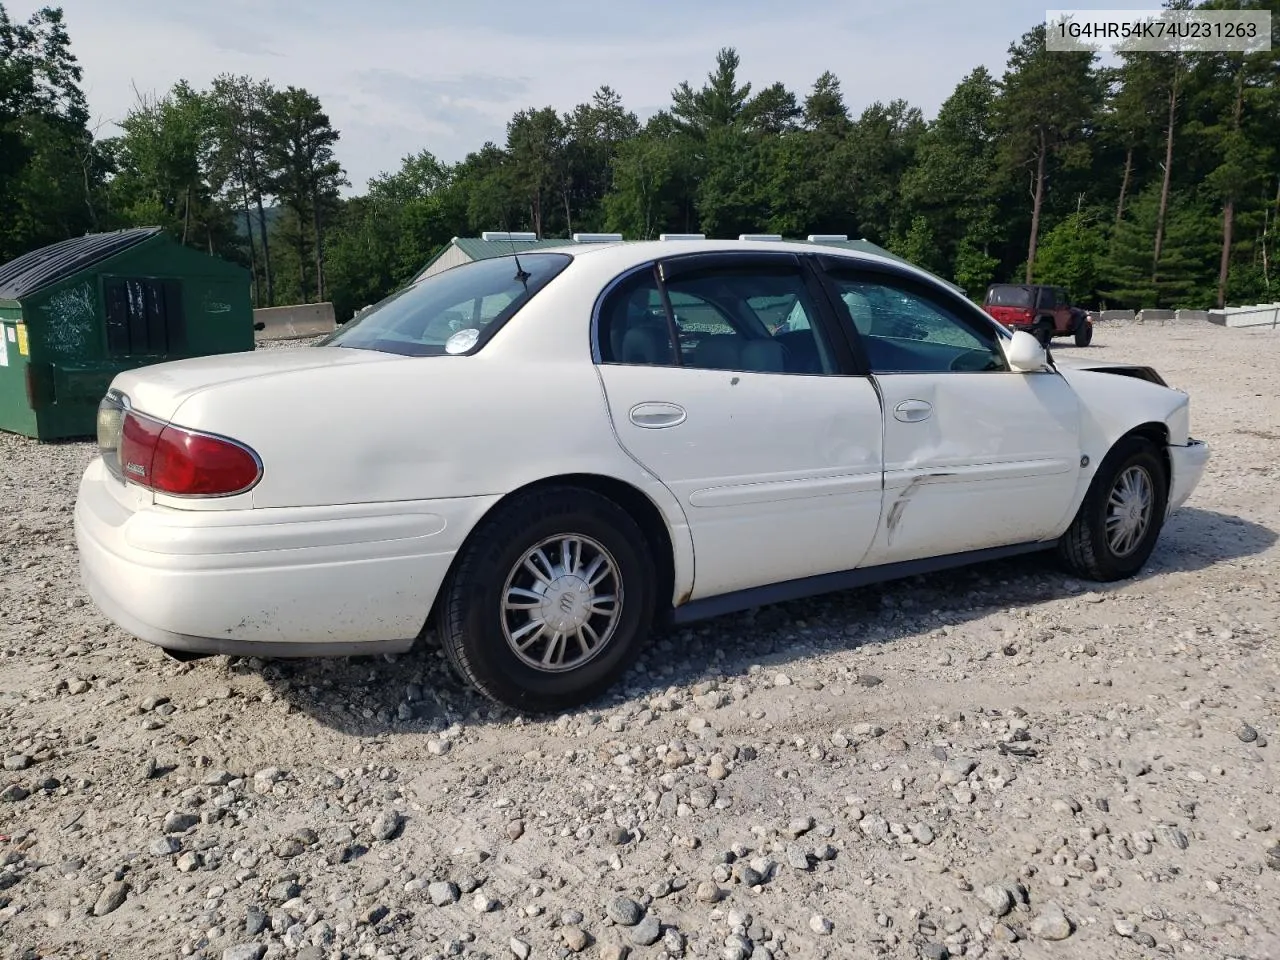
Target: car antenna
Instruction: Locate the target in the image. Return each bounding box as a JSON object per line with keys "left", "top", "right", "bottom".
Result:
{"left": 500, "top": 215, "right": 531, "bottom": 284}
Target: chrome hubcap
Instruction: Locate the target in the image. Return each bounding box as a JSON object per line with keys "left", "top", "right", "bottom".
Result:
{"left": 1105, "top": 465, "right": 1154, "bottom": 557}
{"left": 501, "top": 535, "right": 623, "bottom": 673}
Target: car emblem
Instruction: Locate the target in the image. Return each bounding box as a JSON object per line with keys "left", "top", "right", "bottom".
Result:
{"left": 559, "top": 593, "right": 576, "bottom": 614}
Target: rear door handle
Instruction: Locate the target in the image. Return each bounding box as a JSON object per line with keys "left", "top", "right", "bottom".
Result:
{"left": 894, "top": 399, "right": 933, "bottom": 423}
{"left": 629, "top": 401, "right": 687, "bottom": 429}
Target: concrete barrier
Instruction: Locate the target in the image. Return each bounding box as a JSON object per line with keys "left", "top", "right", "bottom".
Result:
{"left": 1099, "top": 309, "right": 1136, "bottom": 323}
{"left": 1137, "top": 308, "right": 1176, "bottom": 324}
{"left": 1175, "top": 309, "right": 1210, "bottom": 323}
{"left": 254, "top": 302, "right": 336, "bottom": 341}
{"left": 1208, "top": 303, "right": 1280, "bottom": 328}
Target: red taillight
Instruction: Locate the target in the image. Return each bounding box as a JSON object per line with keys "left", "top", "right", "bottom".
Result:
{"left": 118, "top": 411, "right": 261, "bottom": 497}
{"left": 120, "top": 412, "right": 165, "bottom": 484}
{"left": 985, "top": 306, "right": 1033, "bottom": 324}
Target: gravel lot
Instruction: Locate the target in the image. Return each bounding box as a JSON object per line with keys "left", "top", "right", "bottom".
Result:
{"left": 1, "top": 322, "right": 1277, "bottom": 960}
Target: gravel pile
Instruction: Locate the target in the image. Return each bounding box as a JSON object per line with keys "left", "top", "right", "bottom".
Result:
{"left": 1, "top": 324, "right": 1277, "bottom": 959}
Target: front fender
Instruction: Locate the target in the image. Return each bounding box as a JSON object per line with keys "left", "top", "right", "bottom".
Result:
{"left": 1058, "top": 367, "right": 1190, "bottom": 454}
{"left": 1051, "top": 368, "right": 1192, "bottom": 533}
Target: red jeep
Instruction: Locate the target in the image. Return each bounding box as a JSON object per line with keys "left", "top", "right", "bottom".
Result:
{"left": 982, "top": 283, "right": 1093, "bottom": 347}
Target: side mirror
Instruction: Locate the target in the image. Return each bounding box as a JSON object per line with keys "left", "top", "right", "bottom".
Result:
{"left": 1003, "top": 330, "right": 1048, "bottom": 372}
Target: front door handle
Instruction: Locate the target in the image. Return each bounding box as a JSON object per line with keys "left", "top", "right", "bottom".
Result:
{"left": 894, "top": 399, "right": 933, "bottom": 423}
{"left": 629, "top": 401, "right": 687, "bottom": 429}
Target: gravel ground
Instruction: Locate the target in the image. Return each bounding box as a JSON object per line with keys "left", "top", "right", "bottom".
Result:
{"left": 1, "top": 322, "right": 1277, "bottom": 960}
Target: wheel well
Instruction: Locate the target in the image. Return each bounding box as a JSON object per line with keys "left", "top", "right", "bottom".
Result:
{"left": 423, "top": 474, "right": 678, "bottom": 635}
{"left": 1122, "top": 422, "right": 1172, "bottom": 490}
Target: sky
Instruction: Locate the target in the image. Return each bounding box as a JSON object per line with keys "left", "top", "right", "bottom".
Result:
{"left": 12, "top": 0, "right": 1122, "bottom": 195}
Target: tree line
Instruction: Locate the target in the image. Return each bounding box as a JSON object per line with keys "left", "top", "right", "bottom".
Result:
{"left": 2, "top": 1, "right": 1277, "bottom": 322}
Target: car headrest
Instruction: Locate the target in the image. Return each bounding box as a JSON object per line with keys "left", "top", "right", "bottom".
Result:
{"left": 620, "top": 323, "right": 672, "bottom": 364}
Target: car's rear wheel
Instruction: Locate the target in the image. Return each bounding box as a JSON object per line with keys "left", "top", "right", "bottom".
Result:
{"left": 1057, "top": 436, "right": 1168, "bottom": 581}
{"left": 436, "top": 486, "right": 657, "bottom": 712}
{"left": 1074, "top": 321, "right": 1093, "bottom": 347}
{"left": 1032, "top": 317, "right": 1055, "bottom": 346}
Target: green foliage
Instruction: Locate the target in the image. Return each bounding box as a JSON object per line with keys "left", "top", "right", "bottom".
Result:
{"left": 323, "top": 149, "right": 469, "bottom": 320}
{"left": 0, "top": 3, "right": 104, "bottom": 262}
{"left": 670, "top": 47, "right": 752, "bottom": 140}
{"left": 994, "top": 24, "right": 1104, "bottom": 279}
{"left": 891, "top": 216, "right": 943, "bottom": 275}
{"left": 900, "top": 67, "right": 1001, "bottom": 269}
{"left": 952, "top": 235, "right": 1001, "bottom": 300}
{"left": 1033, "top": 211, "right": 1108, "bottom": 303}
{"left": 1099, "top": 186, "right": 1218, "bottom": 308}
{"left": 105, "top": 82, "right": 229, "bottom": 249}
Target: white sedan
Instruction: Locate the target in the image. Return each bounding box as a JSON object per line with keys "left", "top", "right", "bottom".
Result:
{"left": 75, "top": 240, "right": 1209, "bottom": 711}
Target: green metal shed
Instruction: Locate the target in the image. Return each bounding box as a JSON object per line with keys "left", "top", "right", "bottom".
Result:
{"left": 0, "top": 227, "right": 253, "bottom": 440}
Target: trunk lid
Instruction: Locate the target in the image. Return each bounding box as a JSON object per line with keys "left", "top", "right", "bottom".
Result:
{"left": 111, "top": 346, "right": 398, "bottom": 422}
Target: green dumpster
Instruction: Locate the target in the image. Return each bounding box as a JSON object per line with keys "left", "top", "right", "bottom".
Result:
{"left": 0, "top": 227, "right": 254, "bottom": 441}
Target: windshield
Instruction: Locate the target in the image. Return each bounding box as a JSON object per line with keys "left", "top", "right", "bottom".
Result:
{"left": 985, "top": 285, "right": 1034, "bottom": 307}
{"left": 322, "top": 253, "right": 572, "bottom": 356}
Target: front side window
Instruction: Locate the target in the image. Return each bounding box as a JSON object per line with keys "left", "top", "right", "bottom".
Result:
{"left": 597, "top": 261, "right": 837, "bottom": 375}
{"left": 323, "top": 253, "right": 571, "bottom": 356}
{"left": 827, "top": 274, "right": 1008, "bottom": 374}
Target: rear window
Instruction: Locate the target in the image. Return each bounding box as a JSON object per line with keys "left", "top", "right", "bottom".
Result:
{"left": 985, "top": 285, "right": 1034, "bottom": 307}
{"left": 322, "top": 253, "right": 572, "bottom": 356}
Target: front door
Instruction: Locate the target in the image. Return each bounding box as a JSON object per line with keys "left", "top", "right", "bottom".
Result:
{"left": 818, "top": 263, "right": 1082, "bottom": 567}
{"left": 593, "top": 252, "right": 884, "bottom": 599}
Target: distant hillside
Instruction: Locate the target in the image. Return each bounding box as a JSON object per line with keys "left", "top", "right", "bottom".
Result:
{"left": 233, "top": 206, "right": 285, "bottom": 238}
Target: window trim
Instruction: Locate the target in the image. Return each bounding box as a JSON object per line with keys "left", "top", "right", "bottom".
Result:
{"left": 590, "top": 251, "right": 863, "bottom": 377}
{"left": 812, "top": 258, "right": 1014, "bottom": 375}
{"left": 589, "top": 261, "right": 675, "bottom": 365}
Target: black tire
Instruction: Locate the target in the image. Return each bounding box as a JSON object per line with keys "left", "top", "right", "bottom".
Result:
{"left": 1032, "top": 318, "right": 1055, "bottom": 346}
{"left": 1074, "top": 321, "right": 1093, "bottom": 347}
{"left": 436, "top": 486, "right": 657, "bottom": 713}
{"left": 1057, "top": 436, "right": 1168, "bottom": 581}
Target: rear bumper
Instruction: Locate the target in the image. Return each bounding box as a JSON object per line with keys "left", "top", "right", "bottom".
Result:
{"left": 1167, "top": 438, "right": 1209, "bottom": 513}
{"left": 74, "top": 458, "right": 498, "bottom": 656}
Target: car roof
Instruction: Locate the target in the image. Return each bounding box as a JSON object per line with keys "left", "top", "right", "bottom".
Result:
{"left": 516, "top": 238, "right": 952, "bottom": 289}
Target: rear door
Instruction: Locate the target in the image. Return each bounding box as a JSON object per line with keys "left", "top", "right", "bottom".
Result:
{"left": 593, "top": 252, "right": 885, "bottom": 599}
{"left": 817, "top": 261, "right": 1083, "bottom": 566}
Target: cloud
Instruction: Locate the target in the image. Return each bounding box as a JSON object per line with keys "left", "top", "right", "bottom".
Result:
{"left": 12, "top": 0, "right": 1055, "bottom": 194}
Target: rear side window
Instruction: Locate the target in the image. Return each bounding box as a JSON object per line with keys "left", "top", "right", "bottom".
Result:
{"left": 596, "top": 260, "right": 839, "bottom": 375}
{"left": 323, "top": 253, "right": 571, "bottom": 356}
{"left": 985, "top": 285, "right": 1034, "bottom": 307}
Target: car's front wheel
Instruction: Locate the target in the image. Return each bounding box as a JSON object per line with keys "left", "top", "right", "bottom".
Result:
{"left": 436, "top": 487, "right": 657, "bottom": 712}
{"left": 1057, "top": 436, "right": 1168, "bottom": 581}
{"left": 1074, "top": 321, "right": 1093, "bottom": 347}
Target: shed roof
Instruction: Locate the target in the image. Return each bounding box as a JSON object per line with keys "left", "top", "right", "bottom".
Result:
{"left": 413, "top": 236, "right": 594, "bottom": 281}
{"left": 0, "top": 227, "right": 162, "bottom": 301}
